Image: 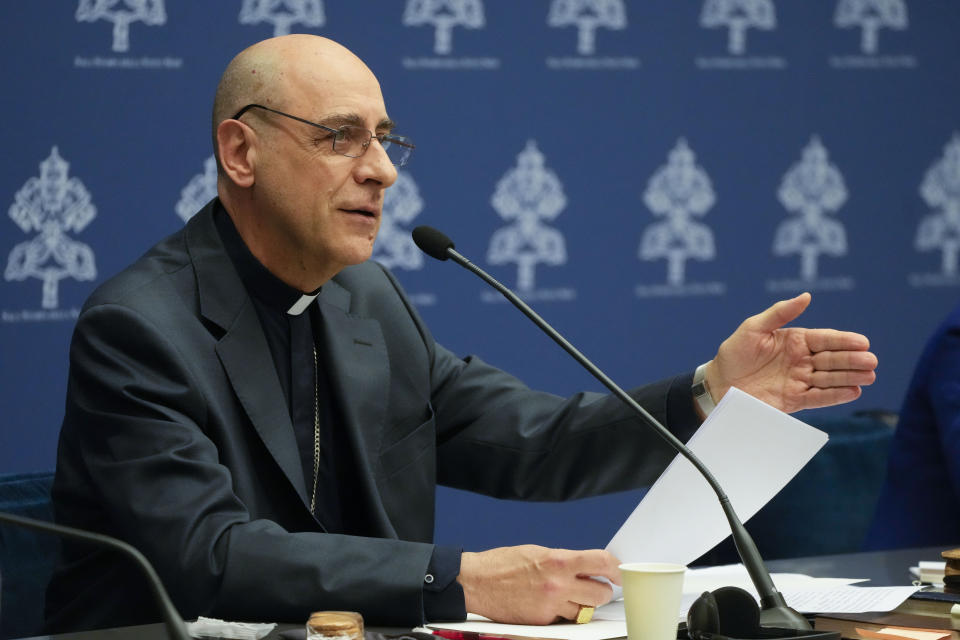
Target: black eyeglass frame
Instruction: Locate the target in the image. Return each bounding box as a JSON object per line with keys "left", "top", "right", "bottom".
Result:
{"left": 232, "top": 103, "right": 415, "bottom": 167}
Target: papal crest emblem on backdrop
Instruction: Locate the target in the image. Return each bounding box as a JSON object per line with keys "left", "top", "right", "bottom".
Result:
{"left": 239, "top": 0, "right": 325, "bottom": 37}
{"left": 768, "top": 136, "right": 854, "bottom": 292}
{"left": 403, "top": 0, "right": 485, "bottom": 55}
{"left": 5, "top": 147, "right": 97, "bottom": 314}
{"left": 401, "top": 0, "right": 498, "bottom": 70}
{"left": 636, "top": 138, "right": 724, "bottom": 298}
{"left": 374, "top": 171, "right": 425, "bottom": 272}
{"left": 545, "top": 0, "right": 638, "bottom": 70}
{"left": 834, "top": 0, "right": 907, "bottom": 55}
{"left": 910, "top": 133, "right": 960, "bottom": 287}
{"left": 547, "top": 0, "right": 626, "bottom": 55}
{"left": 484, "top": 141, "right": 574, "bottom": 302}
{"left": 176, "top": 156, "right": 218, "bottom": 223}
{"left": 700, "top": 0, "right": 776, "bottom": 55}
{"left": 75, "top": 0, "right": 166, "bottom": 52}
{"left": 696, "top": 0, "right": 784, "bottom": 70}
{"left": 830, "top": 0, "right": 915, "bottom": 68}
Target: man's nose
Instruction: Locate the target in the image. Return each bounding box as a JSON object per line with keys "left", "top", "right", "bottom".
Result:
{"left": 355, "top": 139, "right": 398, "bottom": 187}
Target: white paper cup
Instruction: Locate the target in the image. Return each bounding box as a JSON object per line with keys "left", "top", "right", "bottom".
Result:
{"left": 619, "top": 562, "right": 686, "bottom": 640}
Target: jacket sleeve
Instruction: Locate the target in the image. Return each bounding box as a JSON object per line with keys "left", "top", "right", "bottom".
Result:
{"left": 376, "top": 265, "right": 701, "bottom": 503}
{"left": 428, "top": 345, "right": 699, "bottom": 501}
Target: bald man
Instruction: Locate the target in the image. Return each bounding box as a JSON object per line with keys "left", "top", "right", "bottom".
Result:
{"left": 45, "top": 35, "right": 877, "bottom": 633}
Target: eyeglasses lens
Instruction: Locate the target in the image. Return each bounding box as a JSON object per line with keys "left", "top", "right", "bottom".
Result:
{"left": 331, "top": 125, "right": 413, "bottom": 167}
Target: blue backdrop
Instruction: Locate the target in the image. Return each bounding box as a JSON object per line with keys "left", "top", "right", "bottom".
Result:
{"left": 2, "top": 0, "right": 959, "bottom": 553}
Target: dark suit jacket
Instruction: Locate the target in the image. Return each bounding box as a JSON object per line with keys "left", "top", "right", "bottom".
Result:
{"left": 46, "top": 199, "right": 697, "bottom": 632}
{"left": 865, "top": 300, "right": 960, "bottom": 549}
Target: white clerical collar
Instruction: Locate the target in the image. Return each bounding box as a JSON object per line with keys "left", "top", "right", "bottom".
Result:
{"left": 286, "top": 290, "right": 321, "bottom": 316}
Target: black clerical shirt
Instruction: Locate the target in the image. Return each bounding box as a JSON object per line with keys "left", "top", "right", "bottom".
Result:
{"left": 214, "top": 204, "right": 463, "bottom": 621}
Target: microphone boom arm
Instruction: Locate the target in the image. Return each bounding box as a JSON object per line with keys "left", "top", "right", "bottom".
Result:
{"left": 0, "top": 510, "right": 191, "bottom": 640}
{"left": 444, "top": 246, "right": 809, "bottom": 631}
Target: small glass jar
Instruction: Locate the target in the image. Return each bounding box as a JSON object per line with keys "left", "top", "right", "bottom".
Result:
{"left": 306, "top": 611, "right": 364, "bottom": 640}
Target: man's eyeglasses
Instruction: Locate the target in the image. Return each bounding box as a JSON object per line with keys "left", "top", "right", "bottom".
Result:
{"left": 232, "top": 103, "right": 415, "bottom": 167}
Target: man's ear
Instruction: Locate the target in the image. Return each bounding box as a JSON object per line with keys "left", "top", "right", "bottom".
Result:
{"left": 217, "top": 119, "right": 256, "bottom": 188}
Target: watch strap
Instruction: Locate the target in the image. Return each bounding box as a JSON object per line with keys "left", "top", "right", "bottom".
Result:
{"left": 692, "top": 362, "right": 716, "bottom": 417}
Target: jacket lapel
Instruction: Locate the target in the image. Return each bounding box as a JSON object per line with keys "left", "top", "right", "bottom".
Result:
{"left": 318, "top": 280, "right": 396, "bottom": 537}
{"left": 216, "top": 307, "right": 308, "bottom": 507}
{"left": 185, "top": 203, "right": 309, "bottom": 510}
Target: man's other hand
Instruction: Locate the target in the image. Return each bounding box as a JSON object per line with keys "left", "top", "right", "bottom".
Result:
{"left": 457, "top": 545, "right": 620, "bottom": 625}
{"left": 704, "top": 292, "right": 878, "bottom": 414}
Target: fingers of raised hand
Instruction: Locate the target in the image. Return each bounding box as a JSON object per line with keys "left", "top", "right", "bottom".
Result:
{"left": 792, "top": 386, "right": 863, "bottom": 410}
{"left": 808, "top": 351, "right": 879, "bottom": 391}
{"left": 810, "top": 349, "right": 877, "bottom": 371}
{"left": 805, "top": 329, "right": 871, "bottom": 353}
{"left": 808, "top": 368, "right": 877, "bottom": 389}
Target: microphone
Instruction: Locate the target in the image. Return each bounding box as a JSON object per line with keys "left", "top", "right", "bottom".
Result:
{"left": 0, "top": 511, "right": 191, "bottom": 640}
{"left": 411, "top": 225, "right": 454, "bottom": 261}
{"left": 411, "top": 225, "right": 810, "bottom": 633}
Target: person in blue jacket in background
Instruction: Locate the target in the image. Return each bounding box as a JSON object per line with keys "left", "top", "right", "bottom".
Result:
{"left": 866, "top": 302, "right": 960, "bottom": 549}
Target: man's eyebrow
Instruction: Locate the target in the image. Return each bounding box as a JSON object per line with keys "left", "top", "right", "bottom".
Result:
{"left": 317, "top": 113, "right": 396, "bottom": 132}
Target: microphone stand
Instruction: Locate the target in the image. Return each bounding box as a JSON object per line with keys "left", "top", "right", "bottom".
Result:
{"left": 416, "top": 227, "right": 810, "bottom": 632}
{"left": 0, "top": 511, "right": 191, "bottom": 640}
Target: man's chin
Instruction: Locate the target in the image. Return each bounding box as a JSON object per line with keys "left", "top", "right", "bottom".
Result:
{"left": 341, "top": 243, "right": 376, "bottom": 267}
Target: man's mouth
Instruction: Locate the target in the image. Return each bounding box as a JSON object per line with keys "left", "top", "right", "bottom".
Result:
{"left": 342, "top": 208, "right": 377, "bottom": 218}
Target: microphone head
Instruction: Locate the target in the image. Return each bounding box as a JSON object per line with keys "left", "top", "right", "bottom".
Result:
{"left": 412, "top": 226, "right": 455, "bottom": 261}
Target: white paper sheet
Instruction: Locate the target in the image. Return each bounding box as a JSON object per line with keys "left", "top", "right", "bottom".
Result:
{"left": 782, "top": 586, "right": 919, "bottom": 614}
{"left": 606, "top": 387, "right": 829, "bottom": 566}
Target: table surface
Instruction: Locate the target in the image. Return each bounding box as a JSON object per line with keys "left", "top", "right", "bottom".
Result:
{"left": 766, "top": 545, "right": 945, "bottom": 586}
{"left": 16, "top": 546, "right": 949, "bottom": 640}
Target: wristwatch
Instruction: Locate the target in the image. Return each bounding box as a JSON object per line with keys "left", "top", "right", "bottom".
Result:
{"left": 692, "top": 362, "right": 716, "bottom": 417}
